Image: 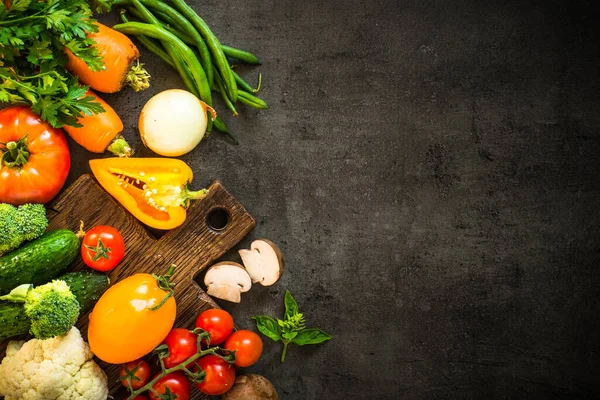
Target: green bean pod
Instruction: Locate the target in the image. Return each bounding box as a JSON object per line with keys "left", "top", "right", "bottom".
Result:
{"left": 237, "top": 90, "right": 269, "bottom": 110}
{"left": 114, "top": 0, "right": 214, "bottom": 88}
{"left": 120, "top": 10, "right": 174, "bottom": 68}
{"left": 222, "top": 45, "right": 262, "bottom": 65}
{"left": 232, "top": 69, "right": 261, "bottom": 93}
{"left": 113, "top": 22, "right": 212, "bottom": 107}
{"left": 213, "top": 72, "right": 238, "bottom": 116}
{"left": 168, "top": 0, "right": 238, "bottom": 102}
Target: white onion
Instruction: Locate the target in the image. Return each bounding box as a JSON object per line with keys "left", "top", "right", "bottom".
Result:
{"left": 138, "top": 89, "right": 213, "bottom": 156}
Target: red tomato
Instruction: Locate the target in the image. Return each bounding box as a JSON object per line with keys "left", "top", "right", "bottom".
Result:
{"left": 0, "top": 107, "right": 70, "bottom": 205}
{"left": 119, "top": 359, "right": 151, "bottom": 390}
{"left": 82, "top": 225, "right": 125, "bottom": 272}
{"left": 162, "top": 328, "right": 198, "bottom": 368}
{"left": 149, "top": 371, "right": 190, "bottom": 400}
{"left": 224, "top": 330, "right": 263, "bottom": 367}
{"left": 195, "top": 309, "right": 234, "bottom": 345}
{"left": 194, "top": 355, "right": 236, "bottom": 396}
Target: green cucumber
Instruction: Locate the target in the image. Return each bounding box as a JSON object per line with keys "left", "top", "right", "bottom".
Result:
{"left": 0, "top": 229, "right": 80, "bottom": 295}
{"left": 0, "top": 271, "right": 110, "bottom": 340}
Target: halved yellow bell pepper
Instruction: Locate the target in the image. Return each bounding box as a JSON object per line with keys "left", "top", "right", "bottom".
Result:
{"left": 89, "top": 158, "right": 208, "bottom": 230}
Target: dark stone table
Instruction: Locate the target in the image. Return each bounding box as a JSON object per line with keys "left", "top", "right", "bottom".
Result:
{"left": 70, "top": 0, "right": 600, "bottom": 398}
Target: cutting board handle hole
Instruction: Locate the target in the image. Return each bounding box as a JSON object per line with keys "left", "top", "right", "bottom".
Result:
{"left": 206, "top": 207, "right": 229, "bottom": 232}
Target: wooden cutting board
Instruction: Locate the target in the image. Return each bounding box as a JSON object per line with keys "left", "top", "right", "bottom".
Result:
{"left": 0, "top": 174, "right": 256, "bottom": 399}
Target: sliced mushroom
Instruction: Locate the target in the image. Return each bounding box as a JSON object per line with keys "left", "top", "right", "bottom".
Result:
{"left": 204, "top": 262, "right": 252, "bottom": 303}
{"left": 238, "top": 239, "right": 285, "bottom": 286}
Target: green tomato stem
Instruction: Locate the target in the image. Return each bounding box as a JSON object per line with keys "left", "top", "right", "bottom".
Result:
{"left": 1, "top": 137, "right": 30, "bottom": 168}
{"left": 128, "top": 346, "right": 219, "bottom": 399}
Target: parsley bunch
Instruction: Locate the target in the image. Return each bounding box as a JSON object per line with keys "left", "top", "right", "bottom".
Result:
{"left": 0, "top": 0, "right": 110, "bottom": 127}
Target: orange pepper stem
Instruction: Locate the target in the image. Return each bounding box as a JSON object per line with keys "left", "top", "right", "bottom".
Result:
{"left": 107, "top": 136, "right": 133, "bottom": 157}
{"left": 124, "top": 61, "right": 150, "bottom": 92}
{"left": 180, "top": 185, "right": 209, "bottom": 208}
{"left": 1, "top": 137, "right": 30, "bottom": 168}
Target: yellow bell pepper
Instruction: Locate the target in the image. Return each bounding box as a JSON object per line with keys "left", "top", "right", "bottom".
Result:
{"left": 89, "top": 158, "right": 208, "bottom": 230}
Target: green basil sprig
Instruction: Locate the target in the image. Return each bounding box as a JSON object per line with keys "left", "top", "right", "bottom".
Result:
{"left": 253, "top": 290, "right": 332, "bottom": 362}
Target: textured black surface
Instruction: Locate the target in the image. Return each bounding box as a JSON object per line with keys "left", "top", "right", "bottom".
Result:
{"left": 66, "top": 0, "right": 600, "bottom": 398}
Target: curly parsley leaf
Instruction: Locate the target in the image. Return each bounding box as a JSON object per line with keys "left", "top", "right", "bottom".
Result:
{"left": 0, "top": 0, "right": 106, "bottom": 127}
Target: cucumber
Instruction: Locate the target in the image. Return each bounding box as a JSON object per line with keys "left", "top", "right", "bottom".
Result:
{"left": 0, "top": 271, "right": 110, "bottom": 340}
{"left": 0, "top": 229, "right": 80, "bottom": 295}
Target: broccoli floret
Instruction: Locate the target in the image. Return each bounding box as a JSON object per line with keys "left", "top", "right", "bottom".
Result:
{"left": 0, "top": 280, "right": 80, "bottom": 339}
{"left": 0, "top": 204, "right": 18, "bottom": 255}
{"left": 14, "top": 203, "right": 48, "bottom": 241}
{"left": 0, "top": 203, "right": 48, "bottom": 255}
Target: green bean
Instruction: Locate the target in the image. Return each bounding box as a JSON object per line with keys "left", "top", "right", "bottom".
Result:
{"left": 213, "top": 72, "right": 238, "bottom": 116}
{"left": 237, "top": 90, "right": 269, "bottom": 110}
{"left": 113, "top": 22, "right": 212, "bottom": 107}
{"left": 212, "top": 116, "right": 238, "bottom": 144}
{"left": 120, "top": 10, "right": 174, "bottom": 68}
{"left": 114, "top": 0, "right": 214, "bottom": 88}
{"left": 168, "top": 0, "right": 237, "bottom": 102}
{"left": 222, "top": 45, "right": 262, "bottom": 65}
{"left": 232, "top": 69, "right": 261, "bottom": 93}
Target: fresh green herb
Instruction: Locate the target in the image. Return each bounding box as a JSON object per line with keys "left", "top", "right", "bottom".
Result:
{"left": 0, "top": 0, "right": 107, "bottom": 127}
{"left": 253, "top": 290, "right": 332, "bottom": 362}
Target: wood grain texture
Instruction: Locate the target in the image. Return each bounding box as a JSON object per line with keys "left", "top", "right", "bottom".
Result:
{"left": 0, "top": 174, "right": 256, "bottom": 400}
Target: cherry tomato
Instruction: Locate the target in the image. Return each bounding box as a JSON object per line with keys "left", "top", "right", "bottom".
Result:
{"left": 194, "top": 355, "right": 236, "bottom": 396}
{"left": 88, "top": 273, "right": 177, "bottom": 364}
{"left": 195, "top": 309, "right": 234, "bottom": 345}
{"left": 0, "top": 107, "right": 70, "bottom": 205}
{"left": 82, "top": 225, "right": 125, "bottom": 272}
{"left": 162, "top": 328, "right": 198, "bottom": 368}
{"left": 224, "top": 330, "right": 263, "bottom": 367}
{"left": 119, "top": 359, "right": 151, "bottom": 390}
{"left": 149, "top": 371, "right": 190, "bottom": 400}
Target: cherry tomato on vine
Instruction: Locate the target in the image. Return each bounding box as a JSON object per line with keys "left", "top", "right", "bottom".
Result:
{"left": 195, "top": 309, "right": 234, "bottom": 345}
{"left": 224, "top": 330, "right": 263, "bottom": 367}
{"left": 194, "top": 355, "right": 236, "bottom": 396}
{"left": 162, "top": 328, "right": 198, "bottom": 368}
{"left": 119, "top": 359, "right": 151, "bottom": 390}
{"left": 119, "top": 359, "right": 150, "bottom": 390}
{"left": 149, "top": 371, "right": 190, "bottom": 400}
{"left": 81, "top": 225, "right": 125, "bottom": 272}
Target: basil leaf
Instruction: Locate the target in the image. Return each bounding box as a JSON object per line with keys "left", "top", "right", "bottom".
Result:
{"left": 282, "top": 331, "right": 298, "bottom": 341}
{"left": 293, "top": 328, "right": 332, "bottom": 346}
{"left": 284, "top": 290, "right": 299, "bottom": 320}
{"left": 252, "top": 316, "right": 282, "bottom": 342}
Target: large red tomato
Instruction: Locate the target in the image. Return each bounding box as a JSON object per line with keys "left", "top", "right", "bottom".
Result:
{"left": 0, "top": 107, "right": 70, "bottom": 205}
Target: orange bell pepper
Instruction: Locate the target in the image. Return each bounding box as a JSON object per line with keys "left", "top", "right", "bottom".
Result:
{"left": 89, "top": 158, "right": 208, "bottom": 230}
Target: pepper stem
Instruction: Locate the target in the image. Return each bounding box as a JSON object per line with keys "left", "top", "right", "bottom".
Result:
{"left": 125, "top": 61, "right": 151, "bottom": 92}
{"left": 180, "top": 184, "right": 209, "bottom": 209}
{"left": 1, "top": 136, "right": 30, "bottom": 168}
{"left": 107, "top": 136, "right": 133, "bottom": 157}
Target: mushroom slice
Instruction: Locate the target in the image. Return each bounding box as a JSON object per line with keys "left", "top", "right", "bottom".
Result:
{"left": 204, "top": 262, "right": 252, "bottom": 303}
{"left": 238, "top": 239, "right": 285, "bottom": 286}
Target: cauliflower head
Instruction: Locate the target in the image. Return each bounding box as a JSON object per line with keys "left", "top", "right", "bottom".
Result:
{"left": 0, "top": 327, "right": 108, "bottom": 400}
